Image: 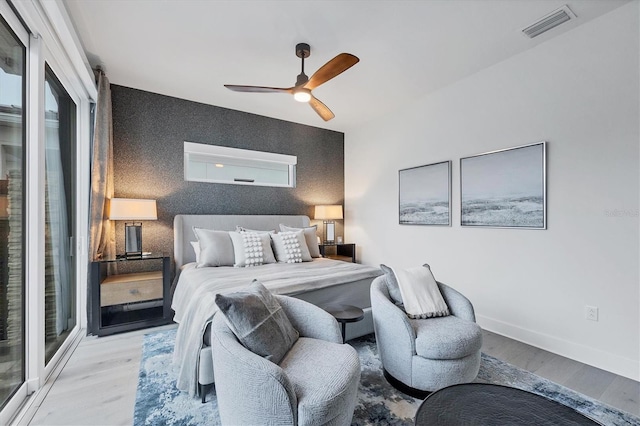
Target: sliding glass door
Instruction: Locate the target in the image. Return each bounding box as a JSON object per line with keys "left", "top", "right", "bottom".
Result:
{"left": 43, "top": 66, "right": 76, "bottom": 365}
{"left": 0, "top": 1, "right": 93, "bottom": 421}
{"left": 0, "top": 14, "right": 25, "bottom": 410}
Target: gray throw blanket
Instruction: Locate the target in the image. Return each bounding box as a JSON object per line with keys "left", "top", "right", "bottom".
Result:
{"left": 171, "top": 258, "right": 381, "bottom": 397}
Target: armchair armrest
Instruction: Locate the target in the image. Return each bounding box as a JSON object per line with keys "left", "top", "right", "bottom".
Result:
{"left": 211, "top": 314, "right": 298, "bottom": 425}
{"left": 276, "top": 295, "right": 342, "bottom": 344}
{"left": 437, "top": 282, "right": 476, "bottom": 322}
{"left": 370, "top": 276, "right": 417, "bottom": 385}
{"left": 370, "top": 277, "right": 416, "bottom": 350}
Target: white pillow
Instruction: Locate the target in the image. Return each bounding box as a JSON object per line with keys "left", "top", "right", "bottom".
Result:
{"left": 236, "top": 226, "right": 274, "bottom": 234}
{"left": 229, "top": 231, "right": 276, "bottom": 267}
{"left": 190, "top": 241, "right": 200, "bottom": 263}
{"left": 192, "top": 228, "right": 235, "bottom": 268}
{"left": 270, "top": 230, "right": 312, "bottom": 263}
{"left": 279, "top": 224, "right": 320, "bottom": 258}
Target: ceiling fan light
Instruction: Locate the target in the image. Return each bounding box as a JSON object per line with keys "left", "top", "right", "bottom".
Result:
{"left": 293, "top": 89, "right": 311, "bottom": 103}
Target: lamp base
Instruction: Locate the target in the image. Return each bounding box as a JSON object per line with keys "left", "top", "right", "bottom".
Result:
{"left": 124, "top": 222, "right": 143, "bottom": 256}
{"left": 323, "top": 220, "right": 335, "bottom": 245}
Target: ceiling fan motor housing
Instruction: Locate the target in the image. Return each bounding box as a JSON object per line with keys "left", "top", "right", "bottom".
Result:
{"left": 296, "top": 73, "right": 309, "bottom": 86}
{"left": 295, "top": 43, "right": 311, "bottom": 86}
{"left": 295, "top": 43, "right": 310, "bottom": 58}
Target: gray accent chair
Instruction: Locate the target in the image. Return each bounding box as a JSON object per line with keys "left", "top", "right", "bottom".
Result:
{"left": 370, "top": 276, "right": 482, "bottom": 396}
{"left": 211, "top": 294, "right": 361, "bottom": 426}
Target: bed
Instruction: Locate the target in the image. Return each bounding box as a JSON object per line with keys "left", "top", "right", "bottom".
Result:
{"left": 171, "top": 214, "right": 382, "bottom": 397}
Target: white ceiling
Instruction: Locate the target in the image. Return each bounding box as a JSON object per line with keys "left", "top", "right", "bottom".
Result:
{"left": 63, "top": 0, "right": 628, "bottom": 133}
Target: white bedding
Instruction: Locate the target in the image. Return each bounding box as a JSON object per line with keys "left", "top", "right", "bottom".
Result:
{"left": 171, "top": 257, "right": 382, "bottom": 396}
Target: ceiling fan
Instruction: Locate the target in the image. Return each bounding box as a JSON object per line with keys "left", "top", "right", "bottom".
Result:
{"left": 224, "top": 43, "right": 359, "bottom": 121}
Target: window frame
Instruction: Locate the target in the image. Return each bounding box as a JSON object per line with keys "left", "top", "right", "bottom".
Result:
{"left": 0, "top": 3, "right": 29, "bottom": 422}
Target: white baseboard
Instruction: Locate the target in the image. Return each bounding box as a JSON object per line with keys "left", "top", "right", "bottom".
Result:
{"left": 477, "top": 314, "right": 639, "bottom": 382}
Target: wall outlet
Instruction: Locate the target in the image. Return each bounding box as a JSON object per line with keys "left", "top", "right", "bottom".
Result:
{"left": 585, "top": 305, "right": 599, "bottom": 321}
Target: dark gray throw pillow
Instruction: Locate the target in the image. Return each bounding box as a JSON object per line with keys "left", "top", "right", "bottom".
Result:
{"left": 380, "top": 264, "right": 404, "bottom": 305}
{"left": 214, "top": 281, "right": 299, "bottom": 364}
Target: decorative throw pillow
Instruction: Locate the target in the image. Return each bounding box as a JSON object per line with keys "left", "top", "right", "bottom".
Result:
{"left": 215, "top": 281, "right": 299, "bottom": 364}
{"left": 236, "top": 226, "right": 275, "bottom": 234}
{"left": 390, "top": 263, "right": 450, "bottom": 319}
{"left": 279, "top": 224, "right": 320, "bottom": 258}
{"left": 270, "top": 230, "right": 312, "bottom": 263}
{"left": 229, "top": 231, "right": 277, "bottom": 267}
{"left": 192, "top": 228, "right": 235, "bottom": 267}
{"left": 380, "top": 264, "right": 404, "bottom": 305}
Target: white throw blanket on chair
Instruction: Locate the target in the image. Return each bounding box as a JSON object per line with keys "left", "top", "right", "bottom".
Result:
{"left": 393, "top": 266, "right": 449, "bottom": 319}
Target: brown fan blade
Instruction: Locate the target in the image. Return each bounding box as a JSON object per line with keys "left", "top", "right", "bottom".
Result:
{"left": 308, "top": 95, "right": 335, "bottom": 121}
{"left": 224, "top": 85, "right": 293, "bottom": 94}
{"left": 304, "top": 53, "right": 359, "bottom": 91}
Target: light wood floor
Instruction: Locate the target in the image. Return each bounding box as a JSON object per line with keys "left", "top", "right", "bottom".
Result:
{"left": 15, "top": 327, "right": 640, "bottom": 425}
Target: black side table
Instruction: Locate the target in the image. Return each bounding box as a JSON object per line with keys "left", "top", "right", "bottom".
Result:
{"left": 89, "top": 253, "right": 171, "bottom": 336}
{"left": 319, "top": 243, "right": 356, "bottom": 263}
{"left": 323, "top": 304, "right": 364, "bottom": 343}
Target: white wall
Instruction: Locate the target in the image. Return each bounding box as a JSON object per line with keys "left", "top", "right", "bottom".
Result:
{"left": 345, "top": 2, "right": 639, "bottom": 380}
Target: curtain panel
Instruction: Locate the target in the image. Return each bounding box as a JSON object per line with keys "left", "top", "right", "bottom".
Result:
{"left": 88, "top": 70, "right": 115, "bottom": 262}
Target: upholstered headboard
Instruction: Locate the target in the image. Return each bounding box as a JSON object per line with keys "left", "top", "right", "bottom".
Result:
{"left": 173, "top": 214, "right": 311, "bottom": 270}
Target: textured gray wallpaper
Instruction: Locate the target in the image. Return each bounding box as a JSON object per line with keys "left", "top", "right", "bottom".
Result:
{"left": 111, "top": 85, "right": 344, "bottom": 266}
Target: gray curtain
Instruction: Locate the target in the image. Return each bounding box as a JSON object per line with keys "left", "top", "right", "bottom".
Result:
{"left": 88, "top": 70, "right": 115, "bottom": 262}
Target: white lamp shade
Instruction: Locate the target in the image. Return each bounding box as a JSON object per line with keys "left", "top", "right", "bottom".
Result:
{"left": 108, "top": 198, "right": 157, "bottom": 220}
{"left": 314, "top": 205, "right": 343, "bottom": 220}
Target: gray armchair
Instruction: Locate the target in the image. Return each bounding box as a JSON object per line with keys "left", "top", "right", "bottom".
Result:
{"left": 370, "top": 275, "right": 482, "bottom": 396}
{"left": 211, "top": 294, "right": 361, "bottom": 426}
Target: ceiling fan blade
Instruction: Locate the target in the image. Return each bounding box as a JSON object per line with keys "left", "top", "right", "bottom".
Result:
{"left": 224, "top": 85, "right": 293, "bottom": 94}
{"left": 304, "top": 53, "right": 359, "bottom": 91}
{"left": 308, "top": 95, "right": 335, "bottom": 121}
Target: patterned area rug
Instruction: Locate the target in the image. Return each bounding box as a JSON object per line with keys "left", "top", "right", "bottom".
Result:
{"left": 134, "top": 329, "right": 639, "bottom": 426}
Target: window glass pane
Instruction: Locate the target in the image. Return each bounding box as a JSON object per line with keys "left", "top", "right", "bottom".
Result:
{"left": 0, "top": 14, "right": 25, "bottom": 409}
{"left": 44, "top": 66, "right": 76, "bottom": 364}
{"left": 186, "top": 154, "right": 290, "bottom": 185}
{"left": 183, "top": 142, "right": 296, "bottom": 187}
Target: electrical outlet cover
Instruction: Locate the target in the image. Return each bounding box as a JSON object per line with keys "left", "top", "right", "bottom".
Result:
{"left": 585, "top": 306, "right": 599, "bottom": 321}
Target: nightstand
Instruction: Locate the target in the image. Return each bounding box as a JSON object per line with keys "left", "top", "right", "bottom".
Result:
{"left": 89, "top": 253, "right": 171, "bottom": 336}
{"left": 319, "top": 243, "right": 356, "bottom": 263}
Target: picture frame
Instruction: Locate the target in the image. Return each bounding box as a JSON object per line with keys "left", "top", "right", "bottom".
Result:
{"left": 460, "top": 142, "right": 546, "bottom": 229}
{"left": 399, "top": 160, "right": 451, "bottom": 226}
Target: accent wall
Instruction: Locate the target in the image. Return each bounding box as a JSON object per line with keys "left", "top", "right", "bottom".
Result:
{"left": 111, "top": 85, "right": 345, "bottom": 267}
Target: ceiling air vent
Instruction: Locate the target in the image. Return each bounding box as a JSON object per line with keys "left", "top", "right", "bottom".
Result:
{"left": 522, "top": 5, "right": 576, "bottom": 38}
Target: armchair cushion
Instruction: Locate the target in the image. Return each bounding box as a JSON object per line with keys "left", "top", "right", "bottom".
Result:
{"left": 411, "top": 315, "right": 482, "bottom": 360}
{"left": 214, "top": 281, "right": 299, "bottom": 364}
{"left": 280, "top": 337, "right": 361, "bottom": 425}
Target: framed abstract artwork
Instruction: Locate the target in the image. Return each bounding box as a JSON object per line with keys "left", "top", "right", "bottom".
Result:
{"left": 460, "top": 142, "right": 546, "bottom": 229}
{"left": 399, "top": 161, "right": 451, "bottom": 226}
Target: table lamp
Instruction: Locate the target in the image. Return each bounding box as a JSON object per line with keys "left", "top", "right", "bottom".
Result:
{"left": 108, "top": 198, "right": 157, "bottom": 257}
{"left": 314, "top": 205, "right": 343, "bottom": 244}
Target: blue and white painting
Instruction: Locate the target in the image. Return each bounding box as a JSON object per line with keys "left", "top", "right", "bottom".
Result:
{"left": 461, "top": 142, "right": 546, "bottom": 228}
{"left": 399, "top": 161, "right": 451, "bottom": 225}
